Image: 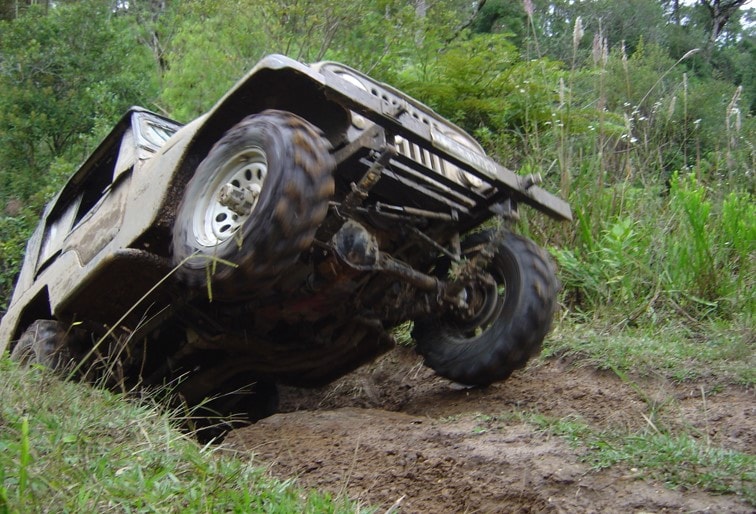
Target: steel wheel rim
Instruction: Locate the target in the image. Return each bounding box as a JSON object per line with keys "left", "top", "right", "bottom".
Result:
{"left": 192, "top": 147, "right": 268, "bottom": 247}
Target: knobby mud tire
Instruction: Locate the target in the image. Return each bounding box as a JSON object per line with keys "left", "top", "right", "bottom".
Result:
{"left": 171, "top": 110, "right": 335, "bottom": 298}
{"left": 413, "top": 230, "right": 558, "bottom": 386}
{"left": 10, "top": 320, "right": 77, "bottom": 370}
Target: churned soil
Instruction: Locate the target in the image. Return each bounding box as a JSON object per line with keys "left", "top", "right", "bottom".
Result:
{"left": 224, "top": 346, "right": 754, "bottom": 513}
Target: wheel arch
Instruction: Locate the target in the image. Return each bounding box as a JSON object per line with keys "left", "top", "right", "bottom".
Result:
{"left": 153, "top": 61, "right": 350, "bottom": 249}
{"left": 188, "top": 64, "right": 351, "bottom": 163}
{"left": 1, "top": 287, "right": 53, "bottom": 355}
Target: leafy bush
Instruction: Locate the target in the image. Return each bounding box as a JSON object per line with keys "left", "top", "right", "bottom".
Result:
{"left": 666, "top": 173, "right": 755, "bottom": 317}
{"left": 553, "top": 173, "right": 754, "bottom": 322}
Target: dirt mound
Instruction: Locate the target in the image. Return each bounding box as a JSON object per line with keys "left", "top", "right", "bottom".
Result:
{"left": 224, "top": 347, "right": 754, "bottom": 513}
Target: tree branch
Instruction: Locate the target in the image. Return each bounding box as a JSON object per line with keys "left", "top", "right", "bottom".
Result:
{"left": 445, "top": 0, "right": 488, "bottom": 45}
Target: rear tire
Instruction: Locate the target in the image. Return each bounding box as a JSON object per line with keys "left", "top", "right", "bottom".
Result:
{"left": 10, "top": 320, "right": 77, "bottom": 370}
{"left": 413, "top": 230, "right": 558, "bottom": 385}
{"left": 171, "top": 110, "right": 335, "bottom": 298}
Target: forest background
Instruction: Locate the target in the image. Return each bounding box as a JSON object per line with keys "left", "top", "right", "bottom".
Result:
{"left": 0, "top": 0, "right": 753, "bottom": 363}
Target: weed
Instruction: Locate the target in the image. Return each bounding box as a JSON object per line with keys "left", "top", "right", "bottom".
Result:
{"left": 590, "top": 432, "right": 755, "bottom": 502}
{"left": 529, "top": 413, "right": 593, "bottom": 447}
{"left": 391, "top": 320, "right": 414, "bottom": 347}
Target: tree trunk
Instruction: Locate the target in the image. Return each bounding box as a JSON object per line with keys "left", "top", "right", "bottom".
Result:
{"left": 699, "top": 0, "right": 747, "bottom": 47}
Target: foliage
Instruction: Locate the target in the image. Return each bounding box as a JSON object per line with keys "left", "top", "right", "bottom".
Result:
{"left": 552, "top": 173, "right": 754, "bottom": 322}
{"left": 0, "top": 1, "right": 753, "bottom": 508}
{"left": 160, "top": 0, "right": 428, "bottom": 116}
{"left": 0, "top": 0, "right": 752, "bottom": 324}
{"left": 160, "top": 7, "right": 267, "bottom": 120}
{"left": 0, "top": 1, "right": 158, "bottom": 196}
{"left": 471, "top": 0, "right": 528, "bottom": 45}
{"left": 545, "top": 320, "right": 755, "bottom": 385}
{"left": 0, "top": 215, "right": 32, "bottom": 313}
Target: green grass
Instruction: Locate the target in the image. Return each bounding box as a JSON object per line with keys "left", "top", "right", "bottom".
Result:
{"left": 0, "top": 359, "right": 359, "bottom": 513}
{"left": 544, "top": 318, "right": 755, "bottom": 385}
{"left": 527, "top": 412, "right": 755, "bottom": 504}
{"left": 468, "top": 409, "right": 754, "bottom": 504}
{"left": 465, "top": 314, "right": 756, "bottom": 506}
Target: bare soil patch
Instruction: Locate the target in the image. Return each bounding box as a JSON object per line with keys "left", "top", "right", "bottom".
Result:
{"left": 224, "top": 347, "right": 754, "bottom": 513}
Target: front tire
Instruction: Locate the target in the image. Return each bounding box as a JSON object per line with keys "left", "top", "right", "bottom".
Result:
{"left": 171, "top": 110, "right": 335, "bottom": 298}
{"left": 413, "top": 230, "right": 558, "bottom": 385}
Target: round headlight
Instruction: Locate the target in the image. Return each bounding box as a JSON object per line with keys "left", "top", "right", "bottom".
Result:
{"left": 336, "top": 72, "right": 368, "bottom": 92}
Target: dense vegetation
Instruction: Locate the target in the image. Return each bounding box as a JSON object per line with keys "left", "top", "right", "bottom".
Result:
{"left": 0, "top": 0, "right": 752, "bottom": 328}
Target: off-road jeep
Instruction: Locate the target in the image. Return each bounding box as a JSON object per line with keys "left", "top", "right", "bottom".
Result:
{"left": 0, "top": 54, "right": 571, "bottom": 425}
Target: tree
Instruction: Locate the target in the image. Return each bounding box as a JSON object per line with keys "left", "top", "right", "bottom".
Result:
{"left": 699, "top": 0, "right": 748, "bottom": 47}
{"left": 0, "top": 1, "right": 159, "bottom": 200}
{"left": 529, "top": 0, "right": 667, "bottom": 64}
{"left": 471, "top": 0, "right": 528, "bottom": 47}
{"left": 118, "top": 0, "right": 176, "bottom": 75}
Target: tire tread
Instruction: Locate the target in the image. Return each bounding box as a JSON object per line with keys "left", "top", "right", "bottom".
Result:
{"left": 414, "top": 231, "right": 558, "bottom": 385}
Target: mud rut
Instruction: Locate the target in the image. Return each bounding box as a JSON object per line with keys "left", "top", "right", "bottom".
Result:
{"left": 224, "top": 347, "right": 754, "bottom": 513}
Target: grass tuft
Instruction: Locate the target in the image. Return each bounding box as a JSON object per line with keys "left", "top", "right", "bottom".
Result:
{"left": 0, "top": 359, "right": 359, "bottom": 513}
{"left": 526, "top": 412, "right": 755, "bottom": 504}
{"left": 544, "top": 319, "right": 755, "bottom": 386}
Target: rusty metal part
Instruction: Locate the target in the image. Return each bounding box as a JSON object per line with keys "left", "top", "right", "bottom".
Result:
{"left": 331, "top": 220, "right": 439, "bottom": 292}
{"left": 218, "top": 182, "right": 259, "bottom": 216}
{"left": 406, "top": 226, "right": 460, "bottom": 262}
{"left": 373, "top": 202, "right": 456, "bottom": 222}
{"left": 332, "top": 220, "right": 380, "bottom": 270}
{"left": 332, "top": 123, "right": 386, "bottom": 164}
{"left": 489, "top": 199, "right": 519, "bottom": 220}
{"left": 521, "top": 173, "right": 542, "bottom": 190}
{"left": 329, "top": 220, "right": 493, "bottom": 315}
{"left": 341, "top": 147, "right": 396, "bottom": 214}
{"left": 377, "top": 254, "right": 440, "bottom": 292}
{"left": 328, "top": 219, "right": 503, "bottom": 317}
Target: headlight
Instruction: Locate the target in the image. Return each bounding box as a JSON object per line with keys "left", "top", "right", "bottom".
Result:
{"left": 334, "top": 71, "right": 368, "bottom": 92}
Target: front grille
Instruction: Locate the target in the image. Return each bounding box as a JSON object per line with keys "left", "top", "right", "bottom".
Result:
{"left": 365, "top": 86, "right": 488, "bottom": 192}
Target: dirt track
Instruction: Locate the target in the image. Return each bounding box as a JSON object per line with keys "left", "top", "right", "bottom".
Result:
{"left": 224, "top": 347, "right": 754, "bottom": 513}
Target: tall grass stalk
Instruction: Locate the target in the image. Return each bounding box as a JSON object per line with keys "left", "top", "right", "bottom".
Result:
{"left": 522, "top": 0, "right": 540, "bottom": 58}
{"left": 540, "top": 33, "right": 753, "bottom": 325}
{"left": 725, "top": 85, "right": 742, "bottom": 174}
{"left": 17, "top": 417, "right": 30, "bottom": 504}
{"left": 558, "top": 16, "right": 585, "bottom": 197}
{"left": 593, "top": 28, "right": 608, "bottom": 189}
{"left": 637, "top": 48, "right": 700, "bottom": 109}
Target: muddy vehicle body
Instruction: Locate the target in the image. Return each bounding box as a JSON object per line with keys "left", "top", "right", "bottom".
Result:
{"left": 0, "top": 55, "right": 571, "bottom": 425}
